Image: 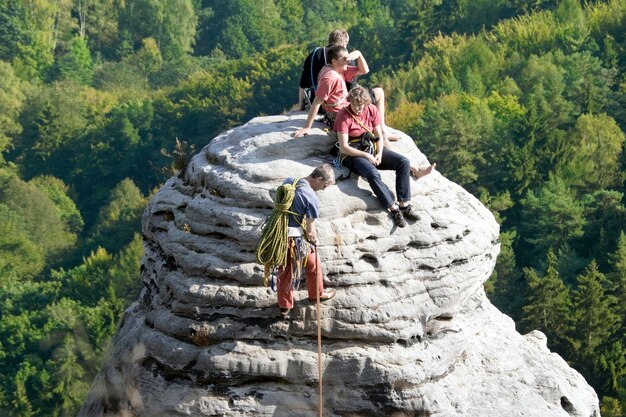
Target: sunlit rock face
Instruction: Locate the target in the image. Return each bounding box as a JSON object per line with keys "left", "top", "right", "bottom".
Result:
{"left": 79, "top": 113, "right": 599, "bottom": 417}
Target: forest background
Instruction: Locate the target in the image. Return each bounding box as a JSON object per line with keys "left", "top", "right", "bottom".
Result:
{"left": 0, "top": 0, "right": 625, "bottom": 416}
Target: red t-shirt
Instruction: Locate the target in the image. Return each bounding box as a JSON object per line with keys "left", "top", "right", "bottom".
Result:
{"left": 333, "top": 103, "right": 381, "bottom": 137}
{"left": 316, "top": 66, "right": 360, "bottom": 113}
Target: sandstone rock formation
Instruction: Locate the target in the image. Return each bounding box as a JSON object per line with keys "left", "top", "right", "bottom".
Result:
{"left": 79, "top": 113, "right": 600, "bottom": 417}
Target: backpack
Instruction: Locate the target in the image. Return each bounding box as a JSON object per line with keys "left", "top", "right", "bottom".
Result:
{"left": 303, "top": 47, "right": 326, "bottom": 110}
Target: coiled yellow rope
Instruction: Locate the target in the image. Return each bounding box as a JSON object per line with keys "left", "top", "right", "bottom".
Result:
{"left": 256, "top": 178, "right": 301, "bottom": 285}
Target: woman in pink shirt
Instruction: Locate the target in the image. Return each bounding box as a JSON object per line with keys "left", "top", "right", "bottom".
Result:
{"left": 333, "top": 86, "right": 429, "bottom": 228}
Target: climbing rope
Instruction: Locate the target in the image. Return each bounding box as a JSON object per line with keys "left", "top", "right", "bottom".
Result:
{"left": 256, "top": 178, "right": 302, "bottom": 286}
{"left": 314, "top": 245, "right": 324, "bottom": 417}
{"left": 256, "top": 178, "right": 325, "bottom": 416}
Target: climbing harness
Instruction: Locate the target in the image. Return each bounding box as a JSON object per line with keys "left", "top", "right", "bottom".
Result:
{"left": 287, "top": 237, "right": 310, "bottom": 291}
{"left": 332, "top": 107, "right": 379, "bottom": 171}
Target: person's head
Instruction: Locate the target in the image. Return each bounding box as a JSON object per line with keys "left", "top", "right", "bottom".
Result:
{"left": 328, "top": 44, "right": 348, "bottom": 71}
{"left": 348, "top": 85, "right": 372, "bottom": 115}
{"left": 328, "top": 29, "right": 349, "bottom": 47}
{"left": 308, "top": 164, "right": 335, "bottom": 191}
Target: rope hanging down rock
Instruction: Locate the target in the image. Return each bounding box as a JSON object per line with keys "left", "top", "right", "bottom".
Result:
{"left": 256, "top": 179, "right": 326, "bottom": 416}
{"left": 315, "top": 248, "right": 324, "bottom": 417}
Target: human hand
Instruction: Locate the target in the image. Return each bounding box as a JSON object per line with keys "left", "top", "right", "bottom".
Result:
{"left": 346, "top": 50, "right": 361, "bottom": 61}
{"left": 366, "top": 153, "right": 378, "bottom": 165}
{"left": 374, "top": 154, "right": 382, "bottom": 165}
{"left": 293, "top": 127, "right": 310, "bottom": 138}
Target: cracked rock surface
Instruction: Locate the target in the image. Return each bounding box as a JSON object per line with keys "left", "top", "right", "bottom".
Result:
{"left": 79, "top": 113, "right": 599, "bottom": 417}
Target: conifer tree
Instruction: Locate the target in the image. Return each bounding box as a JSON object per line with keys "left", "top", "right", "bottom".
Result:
{"left": 608, "top": 231, "right": 626, "bottom": 323}
{"left": 570, "top": 260, "right": 620, "bottom": 391}
{"left": 607, "top": 232, "right": 626, "bottom": 395}
{"left": 55, "top": 36, "right": 94, "bottom": 84}
{"left": 488, "top": 229, "right": 525, "bottom": 321}
{"left": 521, "top": 249, "right": 571, "bottom": 352}
{"left": 582, "top": 190, "right": 626, "bottom": 269}
{"left": 519, "top": 175, "right": 585, "bottom": 266}
{"left": 554, "top": 243, "right": 588, "bottom": 286}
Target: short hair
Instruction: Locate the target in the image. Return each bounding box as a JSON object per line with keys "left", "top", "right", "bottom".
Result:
{"left": 310, "top": 164, "right": 335, "bottom": 184}
{"left": 328, "top": 29, "right": 349, "bottom": 47}
{"left": 327, "top": 44, "right": 347, "bottom": 63}
{"left": 348, "top": 85, "right": 372, "bottom": 105}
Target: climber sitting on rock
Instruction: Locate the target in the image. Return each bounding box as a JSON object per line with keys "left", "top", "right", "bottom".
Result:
{"left": 294, "top": 44, "right": 398, "bottom": 144}
{"left": 274, "top": 164, "right": 337, "bottom": 318}
{"left": 297, "top": 28, "right": 351, "bottom": 111}
{"left": 334, "top": 86, "right": 434, "bottom": 228}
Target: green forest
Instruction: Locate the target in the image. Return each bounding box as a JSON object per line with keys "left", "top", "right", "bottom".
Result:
{"left": 0, "top": 0, "right": 625, "bottom": 415}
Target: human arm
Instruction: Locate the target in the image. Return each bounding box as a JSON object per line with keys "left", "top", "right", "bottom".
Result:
{"left": 294, "top": 96, "right": 324, "bottom": 137}
{"left": 373, "top": 124, "right": 384, "bottom": 165}
{"left": 347, "top": 50, "right": 369, "bottom": 76}
{"left": 297, "top": 87, "right": 305, "bottom": 111}
{"left": 305, "top": 218, "right": 319, "bottom": 246}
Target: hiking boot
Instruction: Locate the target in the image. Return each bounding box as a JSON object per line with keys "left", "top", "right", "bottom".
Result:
{"left": 400, "top": 204, "right": 420, "bottom": 221}
{"left": 390, "top": 209, "right": 407, "bottom": 228}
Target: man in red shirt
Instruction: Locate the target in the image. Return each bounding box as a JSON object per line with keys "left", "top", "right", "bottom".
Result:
{"left": 294, "top": 45, "right": 397, "bottom": 143}
{"left": 297, "top": 29, "right": 351, "bottom": 110}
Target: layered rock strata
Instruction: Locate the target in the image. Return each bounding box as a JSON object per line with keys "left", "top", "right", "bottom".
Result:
{"left": 79, "top": 113, "right": 600, "bottom": 417}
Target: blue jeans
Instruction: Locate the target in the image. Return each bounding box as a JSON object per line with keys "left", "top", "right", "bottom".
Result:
{"left": 343, "top": 148, "right": 411, "bottom": 209}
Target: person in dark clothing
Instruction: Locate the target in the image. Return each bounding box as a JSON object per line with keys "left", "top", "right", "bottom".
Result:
{"left": 298, "top": 29, "right": 351, "bottom": 111}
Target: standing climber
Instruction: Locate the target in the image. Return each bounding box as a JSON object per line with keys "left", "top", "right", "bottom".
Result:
{"left": 276, "top": 164, "right": 337, "bottom": 318}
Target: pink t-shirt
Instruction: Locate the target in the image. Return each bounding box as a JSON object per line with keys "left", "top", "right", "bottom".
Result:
{"left": 316, "top": 65, "right": 359, "bottom": 113}
{"left": 334, "top": 103, "right": 381, "bottom": 137}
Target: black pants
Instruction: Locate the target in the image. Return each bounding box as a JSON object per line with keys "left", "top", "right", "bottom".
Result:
{"left": 343, "top": 148, "right": 411, "bottom": 209}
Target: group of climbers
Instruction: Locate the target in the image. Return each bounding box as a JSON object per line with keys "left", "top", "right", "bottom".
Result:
{"left": 258, "top": 29, "right": 435, "bottom": 318}
{"left": 295, "top": 29, "right": 434, "bottom": 227}
{"left": 295, "top": 30, "right": 397, "bottom": 146}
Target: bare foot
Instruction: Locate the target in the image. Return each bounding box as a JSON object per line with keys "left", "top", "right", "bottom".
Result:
{"left": 410, "top": 163, "right": 436, "bottom": 179}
